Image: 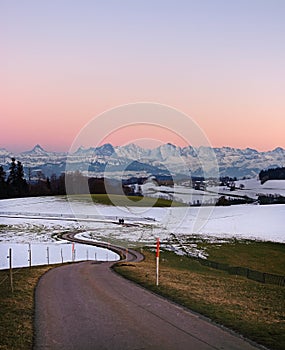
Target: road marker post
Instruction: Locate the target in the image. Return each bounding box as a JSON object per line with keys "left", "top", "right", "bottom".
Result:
{"left": 156, "top": 237, "right": 160, "bottom": 286}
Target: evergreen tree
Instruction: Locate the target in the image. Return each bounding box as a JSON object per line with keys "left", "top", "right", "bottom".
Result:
{"left": 0, "top": 165, "right": 8, "bottom": 198}
{"left": 7, "top": 158, "right": 17, "bottom": 185}
{"left": 6, "top": 158, "right": 28, "bottom": 196}
{"left": 46, "top": 177, "right": 51, "bottom": 190}
{"left": 15, "top": 161, "right": 28, "bottom": 195}
{"left": 0, "top": 165, "right": 6, "bottom": 183}
{"left": 16, "top": 161, "right": 25, "bottom": 184}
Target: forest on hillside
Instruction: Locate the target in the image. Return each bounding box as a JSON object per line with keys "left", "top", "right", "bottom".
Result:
{"left": 259, "top": 167, "right": 285, "bottom": 184}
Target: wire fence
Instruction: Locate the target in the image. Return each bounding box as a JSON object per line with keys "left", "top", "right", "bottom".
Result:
{"left": 0, "top": 211, "right": 156, "bottom": 222}
{"left": 198, "top": 258, "right": 285, "bottom": 287}
{"left": 0, "top": 268, "right": 22, "bottom": 286}
{"left": 0, "top": 243, "right": 111, "bottom": 292}
{"left": 169, "top": 233, "right": 285, "bottom": 287}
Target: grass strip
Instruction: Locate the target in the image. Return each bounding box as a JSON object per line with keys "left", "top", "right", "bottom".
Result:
{"left": 114, "top": 249, "right": 285, "bottom": 350}
{"left": 204, "top": 240, "right": 285, "bottom": 276}
{"left": 171, "top": 236, "right": 285, "bottom": 276}
{"left": 0, "top": 265, "right": 55, "bottom": 350}
{"left": 68, "top": 194, "right": 186, "bottom": 207}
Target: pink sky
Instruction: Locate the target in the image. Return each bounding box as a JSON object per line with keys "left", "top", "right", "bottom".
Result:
{"left": 1, "top": 1, "right": 284, "bottom": 153}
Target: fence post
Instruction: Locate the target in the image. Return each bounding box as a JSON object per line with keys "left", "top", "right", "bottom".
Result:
{"left": 9, "top": 248, "right": 14, "bottom": 294}
{"left": 47, "top": 247, "right": 50, "bottom": 265}
{"left": 61, "top": 248, "right": 63, "bottom": 264}
{"left": 28, "top": 243, "right": 32, "bottom": 268}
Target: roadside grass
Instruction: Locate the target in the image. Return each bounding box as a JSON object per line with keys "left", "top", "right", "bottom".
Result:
{"left": 184, "top": 237, "right": 285, "bottom": 275}
{"left": 204, "top": 240, "right": 285, "bottom": 276}
{"left": 114, "top": 248, "right": 285, "bottom": 350}
{"left": 0, "top": 265, "right": 55, "bottom": 350}
{"left": 68, "top": 194, "right": 186, "bottom": 207}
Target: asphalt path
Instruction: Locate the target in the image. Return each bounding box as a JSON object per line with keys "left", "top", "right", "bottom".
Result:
{"left": 34, "top": 236, "right": 262, "bottom": 350}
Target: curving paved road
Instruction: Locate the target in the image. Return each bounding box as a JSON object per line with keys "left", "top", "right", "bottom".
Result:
{"left": 60, "top": 232, "right": 143, "bottom": 262}
{"left": 34, "top": 237, "right": 261, "bottom": 350}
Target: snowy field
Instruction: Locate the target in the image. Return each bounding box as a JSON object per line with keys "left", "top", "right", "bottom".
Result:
{"left": 141, "top": 178, "right": 285, "bottom": 203}
{"left": 0, "top": 195, "right": 284, "bottom": 268}
{"left": 211, "top": 179, "right": 285, "bottom": 200}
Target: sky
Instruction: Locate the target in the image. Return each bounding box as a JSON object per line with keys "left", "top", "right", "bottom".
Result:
{"left": 1, "top": 0, "right": 285, "bottom": 152}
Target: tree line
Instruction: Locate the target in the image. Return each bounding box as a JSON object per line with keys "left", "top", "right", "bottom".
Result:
{"left": 259, "top": 167, "right": 285, "bottom": 184}
{"left": 0, "top": 159, "right": 131, "bottom": 199}
{"left": 0, "top": 158, "right": 66, "bottom": 199}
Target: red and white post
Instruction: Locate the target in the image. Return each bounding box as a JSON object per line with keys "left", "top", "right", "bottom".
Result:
{"left": 156, "top": 237, "right": 160, "bottom": 286}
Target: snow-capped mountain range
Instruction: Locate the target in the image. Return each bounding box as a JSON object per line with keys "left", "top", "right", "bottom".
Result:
{"left": 0, "top": 143, "right": 284, "bottom": 179}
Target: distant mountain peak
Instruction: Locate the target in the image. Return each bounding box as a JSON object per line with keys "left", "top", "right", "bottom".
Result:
{"left": 77, "top": 145, "right": 87, "bottom": 151}
{"left": 96, "top": 143, "right": 115, "bottom": 156}
{"left": 74, "top": 143, "right": 115, "bottom": 157}
{"left": 33, "top": 144, "right": 45, "bottom": 151}
{"left": 98, "top": 143, "right": 114, "bottom": 151}
{"left": 21, "top": 144, "right": 48, "bottom": 156}
{"left": 0, "top": 147, "right": 11, "bottom": 157}
{"left": 31, "top": 144, "right": 47, "bottom": 153}
{"left": 160, "top": 142, "right": 177, "bottom": 149}
{"left": 272, "top": 147, "right": 284, "bottom": 153}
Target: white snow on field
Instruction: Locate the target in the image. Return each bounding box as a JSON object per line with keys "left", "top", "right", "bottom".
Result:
{"left": 0, "top": 195, "right": 284, "bottom": 241}
{"left": 141, "top": 178, "right": 285, "bottom": 203}
{"left": 176, "top": 204, "right": 285, "bottom": 242}
{"left": 0, "top": 195, "right": 284, "bottom": 269}
{"left": 210, "top": 179, "right": 285, "bottom": 199}
{"left": 236, "top": 179, "right": 285, "bottom": 196}
{"left": 142, "top": 183, "right": 218, "bottom": 205}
